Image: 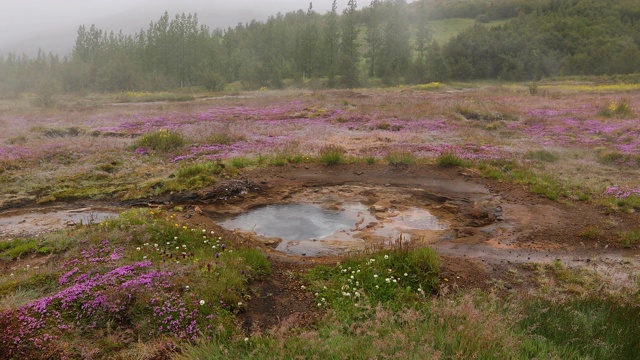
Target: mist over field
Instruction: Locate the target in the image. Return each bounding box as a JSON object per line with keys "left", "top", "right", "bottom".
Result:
{"left": 1, "top": 1, "right": 640, "bottom": 358}
{"left": 1, "top": 0, "right": 351, "bottom": 56}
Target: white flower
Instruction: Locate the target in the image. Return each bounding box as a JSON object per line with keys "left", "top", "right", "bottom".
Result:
{"left": 136, "top": 247, "right": 141, "bottom": 251}
{"left": 373, "top": 274, "right": 378, "bottom": 279}
{"left": 244, "top": 337, "right": 249, "bottom": 342}
{"left": 186, "top": 285, "right": 190, "bottom": 290}
{"left": 174, "top": 237, "right": 178, "bottom": 240}
{"left": 238, "top": 302, "right": 243, "bottom": 306}
{"left": 301, "top": 285, "right": 306, "bottom": 289}
{"left": 404, "top": 273, "right": 408, "bottom": 276}
{"left": 199, "top": 300, "right": 205, "bottom": 306}
{"left": 202, "top": 229, "right": 206, "bottom": 233}
{"left": 385, "top": 278, "right": 391, "bottom": 283}
{"left": 143, "top": 256, "right": 147, "bottom": 259}
{"left": 384, "top": 255, "right": 389, "bottom": 260}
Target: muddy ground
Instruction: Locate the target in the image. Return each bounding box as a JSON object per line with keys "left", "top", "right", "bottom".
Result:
{"left": 2, "top": 163, "right": 639, "bottom": 333}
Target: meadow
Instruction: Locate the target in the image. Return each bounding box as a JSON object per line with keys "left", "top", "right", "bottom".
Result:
{"left": 1, "top": 81, "right": 640, "bottom": 358}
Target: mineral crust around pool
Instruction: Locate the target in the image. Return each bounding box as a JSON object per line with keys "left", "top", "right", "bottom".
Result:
{"left": 214, "top": 185, "right": 450, "bottom": 256}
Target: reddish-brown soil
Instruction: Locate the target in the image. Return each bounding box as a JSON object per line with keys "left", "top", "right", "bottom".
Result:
{"left": 2, "top": 163, "right": 639, "bottom": 333}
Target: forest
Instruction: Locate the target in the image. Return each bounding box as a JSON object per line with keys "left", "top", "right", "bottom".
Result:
{"left": 1, "top": 0, "right": 639, "bottom": 95}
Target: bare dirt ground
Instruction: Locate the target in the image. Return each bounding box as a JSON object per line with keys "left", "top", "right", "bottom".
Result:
{"left": 2, "top": 163, "right": 639, "bottom": 333}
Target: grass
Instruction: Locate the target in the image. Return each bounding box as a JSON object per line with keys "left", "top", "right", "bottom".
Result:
{"left": 519, "top": 296, "right": 640, "bottom": 360}
{"left": 620, "top": 230, "right": 640, "bottom": 247}
{"left": 318, "top": 145, "right": 346, "bottom": 165}
{"left": 132, "top": 129, "right": 186, "bottom": 153}
{"left": 386, "top": 151, "right": 416, "bottom": 166}
{"left": 597, "top": 99, "right": 635, "bottom": 118}
{"left": 436, "top": 152, "right": 467, "bottom": 167}
{"left": 0, "top": 209, "right": 270, "bottom": 359}
{"left": 3, "top": 83, "right": 640, "bottom": 358}
{"left": 526, "top": 149, "right": 559, "bottom": 163}
{"left": 116, "top": 91, "right": 195, "bottom": 103}
{"left": 580, "top": 226, "right": 602, "bottom": 240}
{"left": 0, "top": 237, "right": 67, "bottom": 261}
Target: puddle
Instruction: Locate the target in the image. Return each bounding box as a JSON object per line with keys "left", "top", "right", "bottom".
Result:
{"left": 0, "top": 209, "right": 119, "bottom": 239}
{"left": 217, "top": 202, "right": 447, "bottom": 256}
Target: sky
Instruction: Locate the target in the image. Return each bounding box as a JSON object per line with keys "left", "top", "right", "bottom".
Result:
{"left": 0, "top": 0, "right": 347, "bottom": 55}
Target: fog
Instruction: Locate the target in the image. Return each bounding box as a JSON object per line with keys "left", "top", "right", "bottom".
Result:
{"left": 1, "top": 0, "right": 348, "bottom": 56}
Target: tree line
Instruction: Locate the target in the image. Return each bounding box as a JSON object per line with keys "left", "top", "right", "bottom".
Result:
{"left": 1, "top": 0, "right": 639, "bottom": 95}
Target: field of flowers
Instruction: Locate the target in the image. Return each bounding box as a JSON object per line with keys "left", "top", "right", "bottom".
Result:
{"left": 1, "top": 82, "right": 640, "bottom": 358}
{"left": 2, "top": 84, "right": 640, "bottom": 210}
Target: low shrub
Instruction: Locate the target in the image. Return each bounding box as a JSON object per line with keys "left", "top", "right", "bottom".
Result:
{"left": 597, "top": 100, "right": 634, "bottom": 118}
{"left": 132, "top": 129, "right": 186, "bottom": 153}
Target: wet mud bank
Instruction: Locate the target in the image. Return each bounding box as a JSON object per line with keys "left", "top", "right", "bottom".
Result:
{"left": 190, "top": 164, "right": 640, "bottom": 270}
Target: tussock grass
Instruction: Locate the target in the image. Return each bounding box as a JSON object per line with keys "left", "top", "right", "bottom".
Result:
{"left": 620, "top": 230, "right": 640, "bottom": 248}
{"left": 132, "top": 129, "right": 186, "bottom": 153}
{"left": 526, "top": 149, "right": 559, "bottom": 163}
{"left": 436, "top": 152, "right": 467, "bottom": 167}
{"left": 386, "top": 151, "right": 416, "bottom": 166}
{"left": 318, "top": 145, "right": 346, "bottom": 165}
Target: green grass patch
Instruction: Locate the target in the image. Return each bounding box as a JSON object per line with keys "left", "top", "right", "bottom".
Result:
{"left": 579, "top": 226, "right": 602, "bottom": 240}
{"left": 229, "top": 156, "right": 254, "bottom": 169}
{"left": 308, "top": 246, "right": 440, "bottom": 310}
{"left": 436, "top": 152, "right": 467, "bottom": 167}
{"left": 132, "top": 129, "right": 186, "bottom": 152}
{"left": 1, "top": 239, "right": 40, "bottom": 260}
{"left": 318, "top": 145, "right": 346, "bottom": 165}
{"left": 511, "top": 169, "right": 567, "bottom": 200}
{"left": 525, "top": 149, "right": 559, "bottom": 163}
{"left": 519, "top": 297, "right": 640, "bottom": 360}
{"left": 602, "top": 195, "right": 640, "bottom": 213}
{"left": 171, "top": 161, "right": 223, "bottom": 189}
{"left": 620, "top": 229, "right": 640, "bottom": 247}
{"left": 386, "top": 151, "right": 416, "bottom": 166}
